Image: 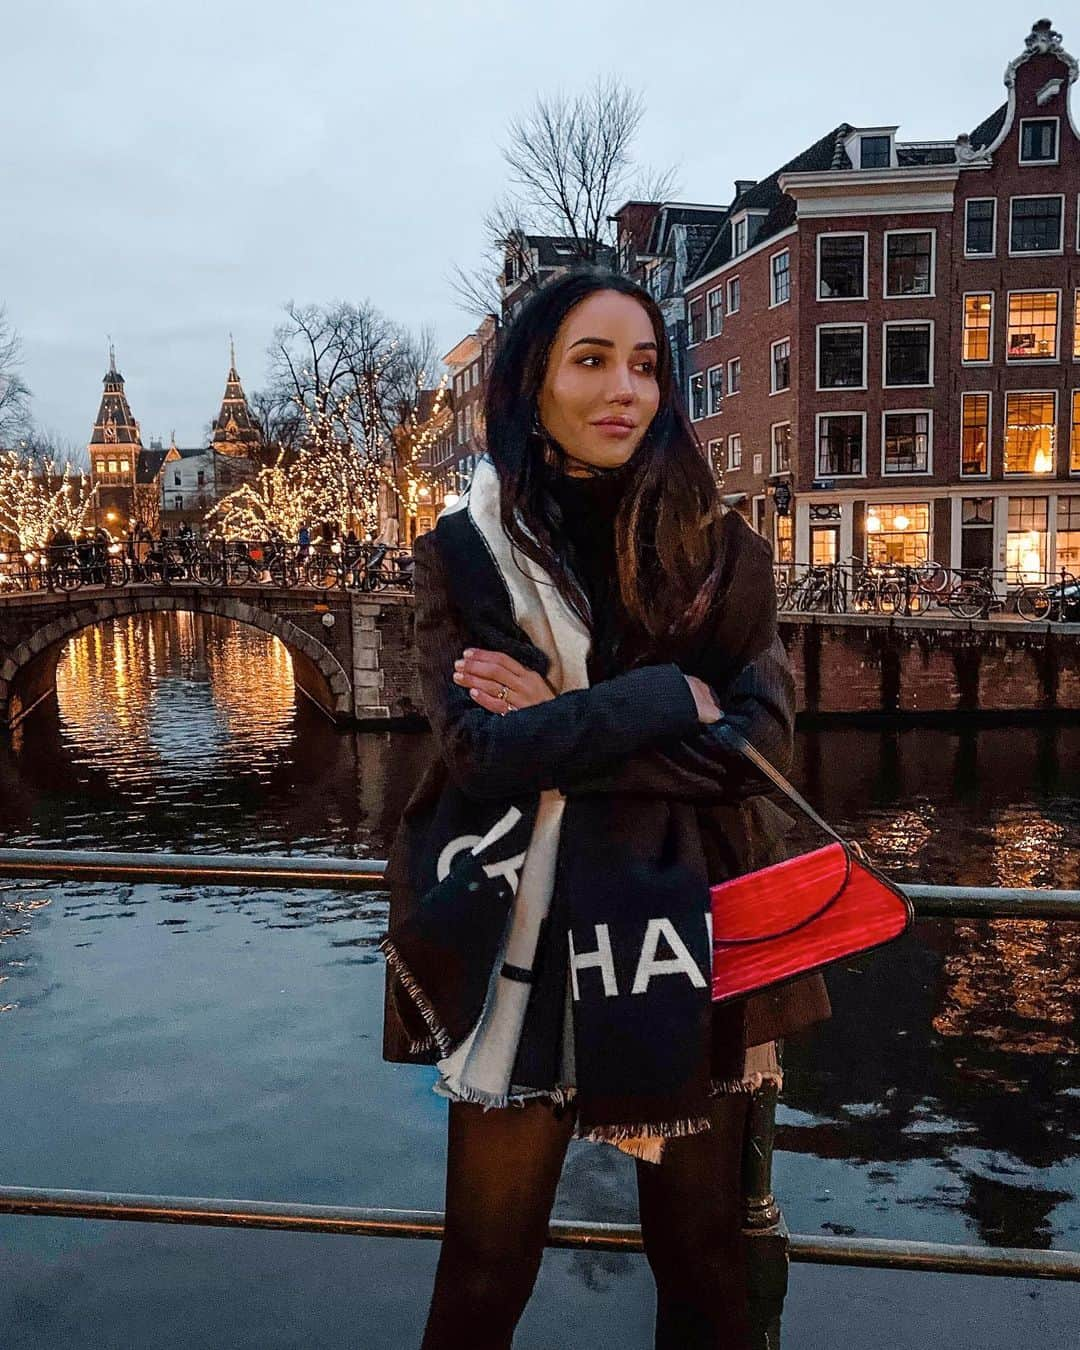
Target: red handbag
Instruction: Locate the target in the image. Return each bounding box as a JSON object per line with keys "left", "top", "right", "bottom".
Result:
{"left": 711, "top": 734, "right": 913, "bottom": 1004}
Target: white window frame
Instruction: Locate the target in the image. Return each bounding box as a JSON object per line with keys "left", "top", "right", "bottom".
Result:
{"left": 728, "top": 433, "right": 743, "bottom": 470}
{"left": 816, "top": 231, "right": 869, "bottom": 302}
{"left": 769, "top": 249, "right": 791, "bottom": 307}
{"left": 732, "top": 217, "right": 748, "bottom": 256}
{"left": 770, "top": 337, "right": 791, "bottom": 395}
{"left": 687, "top": 295, "right": 705, "bottom": 347}
{"left": 816, "top": 322, "right": 868, "bottom": 393}
{"left": 706, "top": 364, "right": 724, "bottom": 416}
{"left": 1071, "top": 389, "right": 1080, "bottom": 477}
{"left": 961, "top": 291, "right": 995, "bottom": 366}
{"left": 814, "top": 411, "right": 868, "bottom": 480}
{"left": 880, "top": 408, "right": 934, "bottom": 477}
{"left": 726, "top": 276, "right": 741, "bottom": 314}
{"left": 706, "top": 438, "right": 723, "bottom": 474}
{"left": 1005, "top": 287, "right": 1062, "bottom": 365}
{"left": 1018, "top": 116, "right": 1060, "bottom": 167}
{"left": 1003, "top": 389, "right": 1058, "bottom": 478}
{"left": 727, "top": 357, "right": 741, "bottom": 396}
{"left": 770, "top": 421, "right": 792, "bottom": 475}
{"left": 960, "top": 390, "right": 993, "bottom": 479}
{"left": 964, "top": 198, "right": 997, "bottom": 259}
{"left": 1008, "top": 193, "right": 1066, "bottom": 257}
{"left": 688, "top": 371, "right": 705, "bottom": 422}
{"left": 706, "top": 286, "right": 724, "bottom": 338}
{"left": 882, "top": 319, "right": 935, "bottom": 390}
{"left": 883, "top": 228, "right": 936, "bottom": 300}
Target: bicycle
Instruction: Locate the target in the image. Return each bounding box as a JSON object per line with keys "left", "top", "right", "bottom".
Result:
{"left": 947, "top": 567, "right": 1005, "bottom": 620}
{"left": 1016, "top": 570, "right": 1080, "bottom": 623}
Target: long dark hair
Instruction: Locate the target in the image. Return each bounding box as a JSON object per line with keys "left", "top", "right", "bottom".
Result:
{"left": 483, "top": 266, "right": 732, "bottom": 666}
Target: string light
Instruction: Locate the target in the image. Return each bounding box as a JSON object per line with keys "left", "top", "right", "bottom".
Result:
{"left": 0, "top": 450, "right": 98, "bottom": 548}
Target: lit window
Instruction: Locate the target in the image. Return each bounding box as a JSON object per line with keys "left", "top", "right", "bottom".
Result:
{"left": 962, "top": 294, "right": 993, "bottom": 363}
{"left": 727, "top": 358, "right": 741, "bottom": 395}
{"left": 688, "top": 297, "right": 705, "bottom": 345}
{"left": 961, "top": 393, "right": 991, "bottom": 476}
{"left": 965, "top": 199, "right": 996, "bottom": 256}
{"left": 1006, "top": 496, "right": 1048, "bottom": 581}
{"left": 1056, "top": 495, "right": 1080, "bottom": 571}
{"left": 775, "top": 512, "right": 793, "bottom": 564}
{"left": 1020, "top": 118, "right": 1058, "bottom": 164}
{"left": 771, "top": 252, "right": 791, "bottom": 305}
{"left": 818, "top": 235, "right": 865, "bottom": 299}
{"left": 707, "top": 366, "right": 723, "bottom": 416}
{"left": 818, "top": 326, "right": 865, "bottom": 389}
{"left": 1004, "top": 392, "right": 1056, "bottom": 475}
{"left": 727, "top": 277, "right": 741, "bottom": 314}
{"left": 119, "top": 459, "right": 129, "bottom": 473}
{"left": 1072, "top": 391, "right": 1080, "bottom": 474}
{"left": 771, "top": 422, "right": 791, "bottom": 473}
{"left": 688, "top": 372, "right": 705, "bottom": 421}
{"left": 1010, "top": 197, "right": 1063, "bottom": 253}
{"left": 728, "top": 434, "right": 742, "bottom": 469}
{"left": 96, "top": 460, "right": 106, "bottom": 475}
{"left": 866, "top": 503, "right": 930, "bottom": 566}
{"left": 883, "top": 412, "right": 930, "bottom": 474}
{"left": 884, "top": 323, "right": 932, "bottom": 387}
{"left": 706, "top": 288, "right": 723, "bottom": 338}
{"left": 1073, "top": 288, "right": 1079, "bottom": 359}
{"left": 885, "top": 232, "right": 933, "bottom": 297}
{"left": 771, "top": 339, "right": 790, "bottom": 393}
{"left": 860, "top": 135, "right": 891, "bottom": 169}
{"left": 707, "top": 439, "right": 723, "bottom": 474}
{"left": 817, "top": 414, "right": 864, "bottom": 476}
{"left": 1007, "top": 291, "right": 1059, "bottom": 361}
{"left": 108, "top": 459, "right": 118, "bottom": 474}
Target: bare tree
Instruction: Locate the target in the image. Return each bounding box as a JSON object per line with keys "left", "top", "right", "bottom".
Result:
{"left": 0, "top": 307, "right": 31, "bottom": 446}
{"left": 450, "top": 76, "right": 679, "bottom": 318}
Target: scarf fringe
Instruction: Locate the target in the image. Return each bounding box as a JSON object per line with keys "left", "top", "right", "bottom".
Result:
{"left": 574, "top": 1112, "right": 715, "bottom": 1148}
{"left": 378, "top": 937, "right": 454, "bottom": 1058}
{"left": 432, "top": 1078, "right": 578, "bottom": 1111}
{"left": 708, "top": 1070, "right": 784, "bottom": 1096}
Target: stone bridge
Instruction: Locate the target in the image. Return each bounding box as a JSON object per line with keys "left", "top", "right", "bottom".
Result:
{"left": 0, "top": 585, "right": 412, "bottom": 729}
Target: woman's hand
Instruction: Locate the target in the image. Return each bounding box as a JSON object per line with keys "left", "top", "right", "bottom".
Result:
{"left": 453, "top": 648, "right": 556, "bottom": 715}
{"left": 685, "top": 674, "right": 723, "bottom": 725}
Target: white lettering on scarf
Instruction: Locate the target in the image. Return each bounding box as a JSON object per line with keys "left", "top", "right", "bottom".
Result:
{"left": 631, "top": 918, "right": 708, "bottom": 994}
{"left": 436, "top": 807, "right": 525, "bottom": 888}
{"left": 569, "top": 924, "right": 618, "bottom": 998}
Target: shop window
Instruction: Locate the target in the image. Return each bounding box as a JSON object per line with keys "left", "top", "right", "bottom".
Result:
{"left": 885, "top": 231, "right": 933, "bottom": 297}
{"left": 866, "top": 502, "right": 931, "bottom": 566}
{"left": 883, "top": 411, "right": 930, "bottom": 474}
{"left": 1004, "top": 392, "right": 1056, "bottom": 475}
{"left": 818, "top": 235, "right": 866, "bottom": 299}
{"left": 816, "top": 413, "right": 864, "bottom": 477}
{"left": 884, "top": 322, "right": 932, "bottom": 387}
{"left": 775, "top": 512, "right": 793, "bottom": 564}
{"left": 1009, "top": 196, "right": 1063, "bottom": 254}
{"left": 818, "top": 326, "right": 865, "bottom": 388}
{"left": 961, "top": 393, "right": 991, "bottom": 476}
{"left": 1056, "top": 496, "right": 1080, "bottom": 572}
{"left": 1007, "top": 291, "right": 1059, "bottom": 361}
{"left": 1006, "top": 496, "right": 1048, "bottom": 581}
{"left": 962, "top": 294, "right": 993, "bottom": 363}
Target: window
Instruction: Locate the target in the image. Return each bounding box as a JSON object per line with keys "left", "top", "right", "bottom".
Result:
{"left": 119, "top": 459, "right": 130, "bottom": 473}
{"left": 883, "top": 411, "right": 930, "bottom": 474}
{"left": 1004, "top": 392, "right": 1056, "bottom": 475}
{"left": 1010, "top": 196, "right": 1063, "bottom": 254}
{"left": 456, "top": 410, "right": 464, "bottom": 444}
{"left": 1075, "top": 289, "right": 1080, "bottom": 359}
{"left": 707, "top": 439, "right": 723, "bottom": 475}
{"left": 818, "top": 325, "right": 866, "bottom": 389}
{"left": 962, "top": 294, "right": 993, "bottom": 363}
{"left": 885, "top": 231, "right": 933, "bottom": 297}
{"left": 771, "top": 422, "right": 791, "bottom": 473}
{"left": 751, "top": 455, "right": 763, "bottom": 478}
{"left": 961, "top": 393, "right": 991, "bottom": 476}
{"left": 884, "top": 322, "right": 933, "bottom": 387}
{"left": 1073, "top": 391, "right": 1080, "bottom": 473}
{"left": 727, "top": 277, "right": 741, "bottom": 314}
{"left": 687, "top": 296, "right": 705, "bottom": 345}
{"left": 1007, "top": 291, "right": 1059, "bottom": 361}
{"left": 866, "top": 503, "right": 931, "bottom": 566}
{"left": 818, "top": 234, "right": 866, "bottom": 299}
{"left": 775, "top": 512, "right": 793, "bottom": 564}
{"left": 771, "top": 251, "right": 791, "bottom": 306}
{"left": 1057, "top": 496, "right": 1080, "bottom": 570}
{"left": 96, "top": 460, "right": 105, "bottom": 475}
{"left": 1020, "top": 118, "right": 1059, "bottom": 164}
{"left": 174, "top": 470, "right": 182, "bottom": 486}
{"left": 732, "top": 218, "right": 747, "bottom": 255}
{"left": 196, "top": 470, "right": 205, "bottom": 487}
{"left": 174, "top": 496, "right": 183, "bottom": 511}
{"left": 706, "top": 287, "right": 723, "bottom": 338}
{"left": 771, "top": 339, "right": 791, "bottom": 393}
{"left": 816, "top": 413, "right": 865, "bottom": 477}
{"left": 108, "top": 459, "right": 118, "bottom": 474}
{"left": 727, "top": 358, "right": 741, "bottom": 395}
{"left": 688, "top": 372, "right": 705, "bottom": 420}
{"left": 728, "top": 434, "right": 742, "bottom": 469}
{"left": 707, "top": 365, "right": 724, "bottom": 415}
{"left": 965, "top": 199, "right": 996, "bottom": 256}
{"left": 1006, "top": 497, "right": 1049, "bottom": 581}
{"left": 860, "top": 134, "right": 891, "bottom": 169}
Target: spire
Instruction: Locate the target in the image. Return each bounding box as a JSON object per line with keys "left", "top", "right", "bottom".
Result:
{"left": 88, "top": 349, "right": 143, "bottom": 467}
{"left": 108, "top": 337, "right": 116, "bottom": 374}
{"left": 211, "top": 341, "right": 261, "bottom": 458}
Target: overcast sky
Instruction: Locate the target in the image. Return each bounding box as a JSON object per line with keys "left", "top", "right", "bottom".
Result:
{"left": 0, "top": 1, "right": 1049, "bottom": 451}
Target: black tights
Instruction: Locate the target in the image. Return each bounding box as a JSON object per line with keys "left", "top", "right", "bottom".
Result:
{"left": 420, "top": 1092, "right": 752, "bottom": 1350}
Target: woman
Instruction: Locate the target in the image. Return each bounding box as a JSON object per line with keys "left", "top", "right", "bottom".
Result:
{"left": 380, "top": 269, "right": 829, "bottom": 1349}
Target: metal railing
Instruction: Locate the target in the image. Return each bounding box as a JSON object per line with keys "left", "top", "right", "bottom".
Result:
{"left": 1, "top": 848, "right": 1077, "bottom": 1328}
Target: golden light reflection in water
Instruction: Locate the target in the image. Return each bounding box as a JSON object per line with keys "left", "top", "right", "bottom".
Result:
{"left": 53, "top": 613, "right": 298, "bottom": 786}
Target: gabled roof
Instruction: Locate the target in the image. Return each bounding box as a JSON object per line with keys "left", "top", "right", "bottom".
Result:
{"left": 135, "top": 448, "right": 169, "bottom": 484}
{"left": 969, "top": 103, "right": 1007, "bottom": 151}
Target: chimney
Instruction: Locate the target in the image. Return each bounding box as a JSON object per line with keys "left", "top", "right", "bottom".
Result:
{"left": 734, "top": 179, "right": 756, "bottom": 198}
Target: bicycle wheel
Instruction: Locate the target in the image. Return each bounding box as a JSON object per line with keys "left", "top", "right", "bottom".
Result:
{"left": 914, "top": 561, "right": 949, "bottom": 597}
{"left": 949, "top": 582, "right": 989, "bottom": 620}
{"left": 305, "top": 556, "right": 336, "bottom": 589}
{"left": 878, "top": 581, "right": 903, "bottom": 614}
{"left": 1016, "top": 586, "right": 1052, "bottom": 621}
{"left": 225, "top": 555, "right": 253, "bottom": 586}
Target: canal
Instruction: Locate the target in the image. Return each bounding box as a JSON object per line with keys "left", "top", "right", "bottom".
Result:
{"left": 0, "top": 612, "right": 1076, "bottom": 1348}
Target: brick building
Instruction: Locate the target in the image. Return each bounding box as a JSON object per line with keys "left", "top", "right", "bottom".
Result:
{"left": 683, "top": 18, "right": 1080, "bottom": 583}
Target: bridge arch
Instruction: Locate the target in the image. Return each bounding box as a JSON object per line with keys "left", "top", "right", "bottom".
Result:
{"left": 0, "top": 592, "right": 353, "bottom": 728}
